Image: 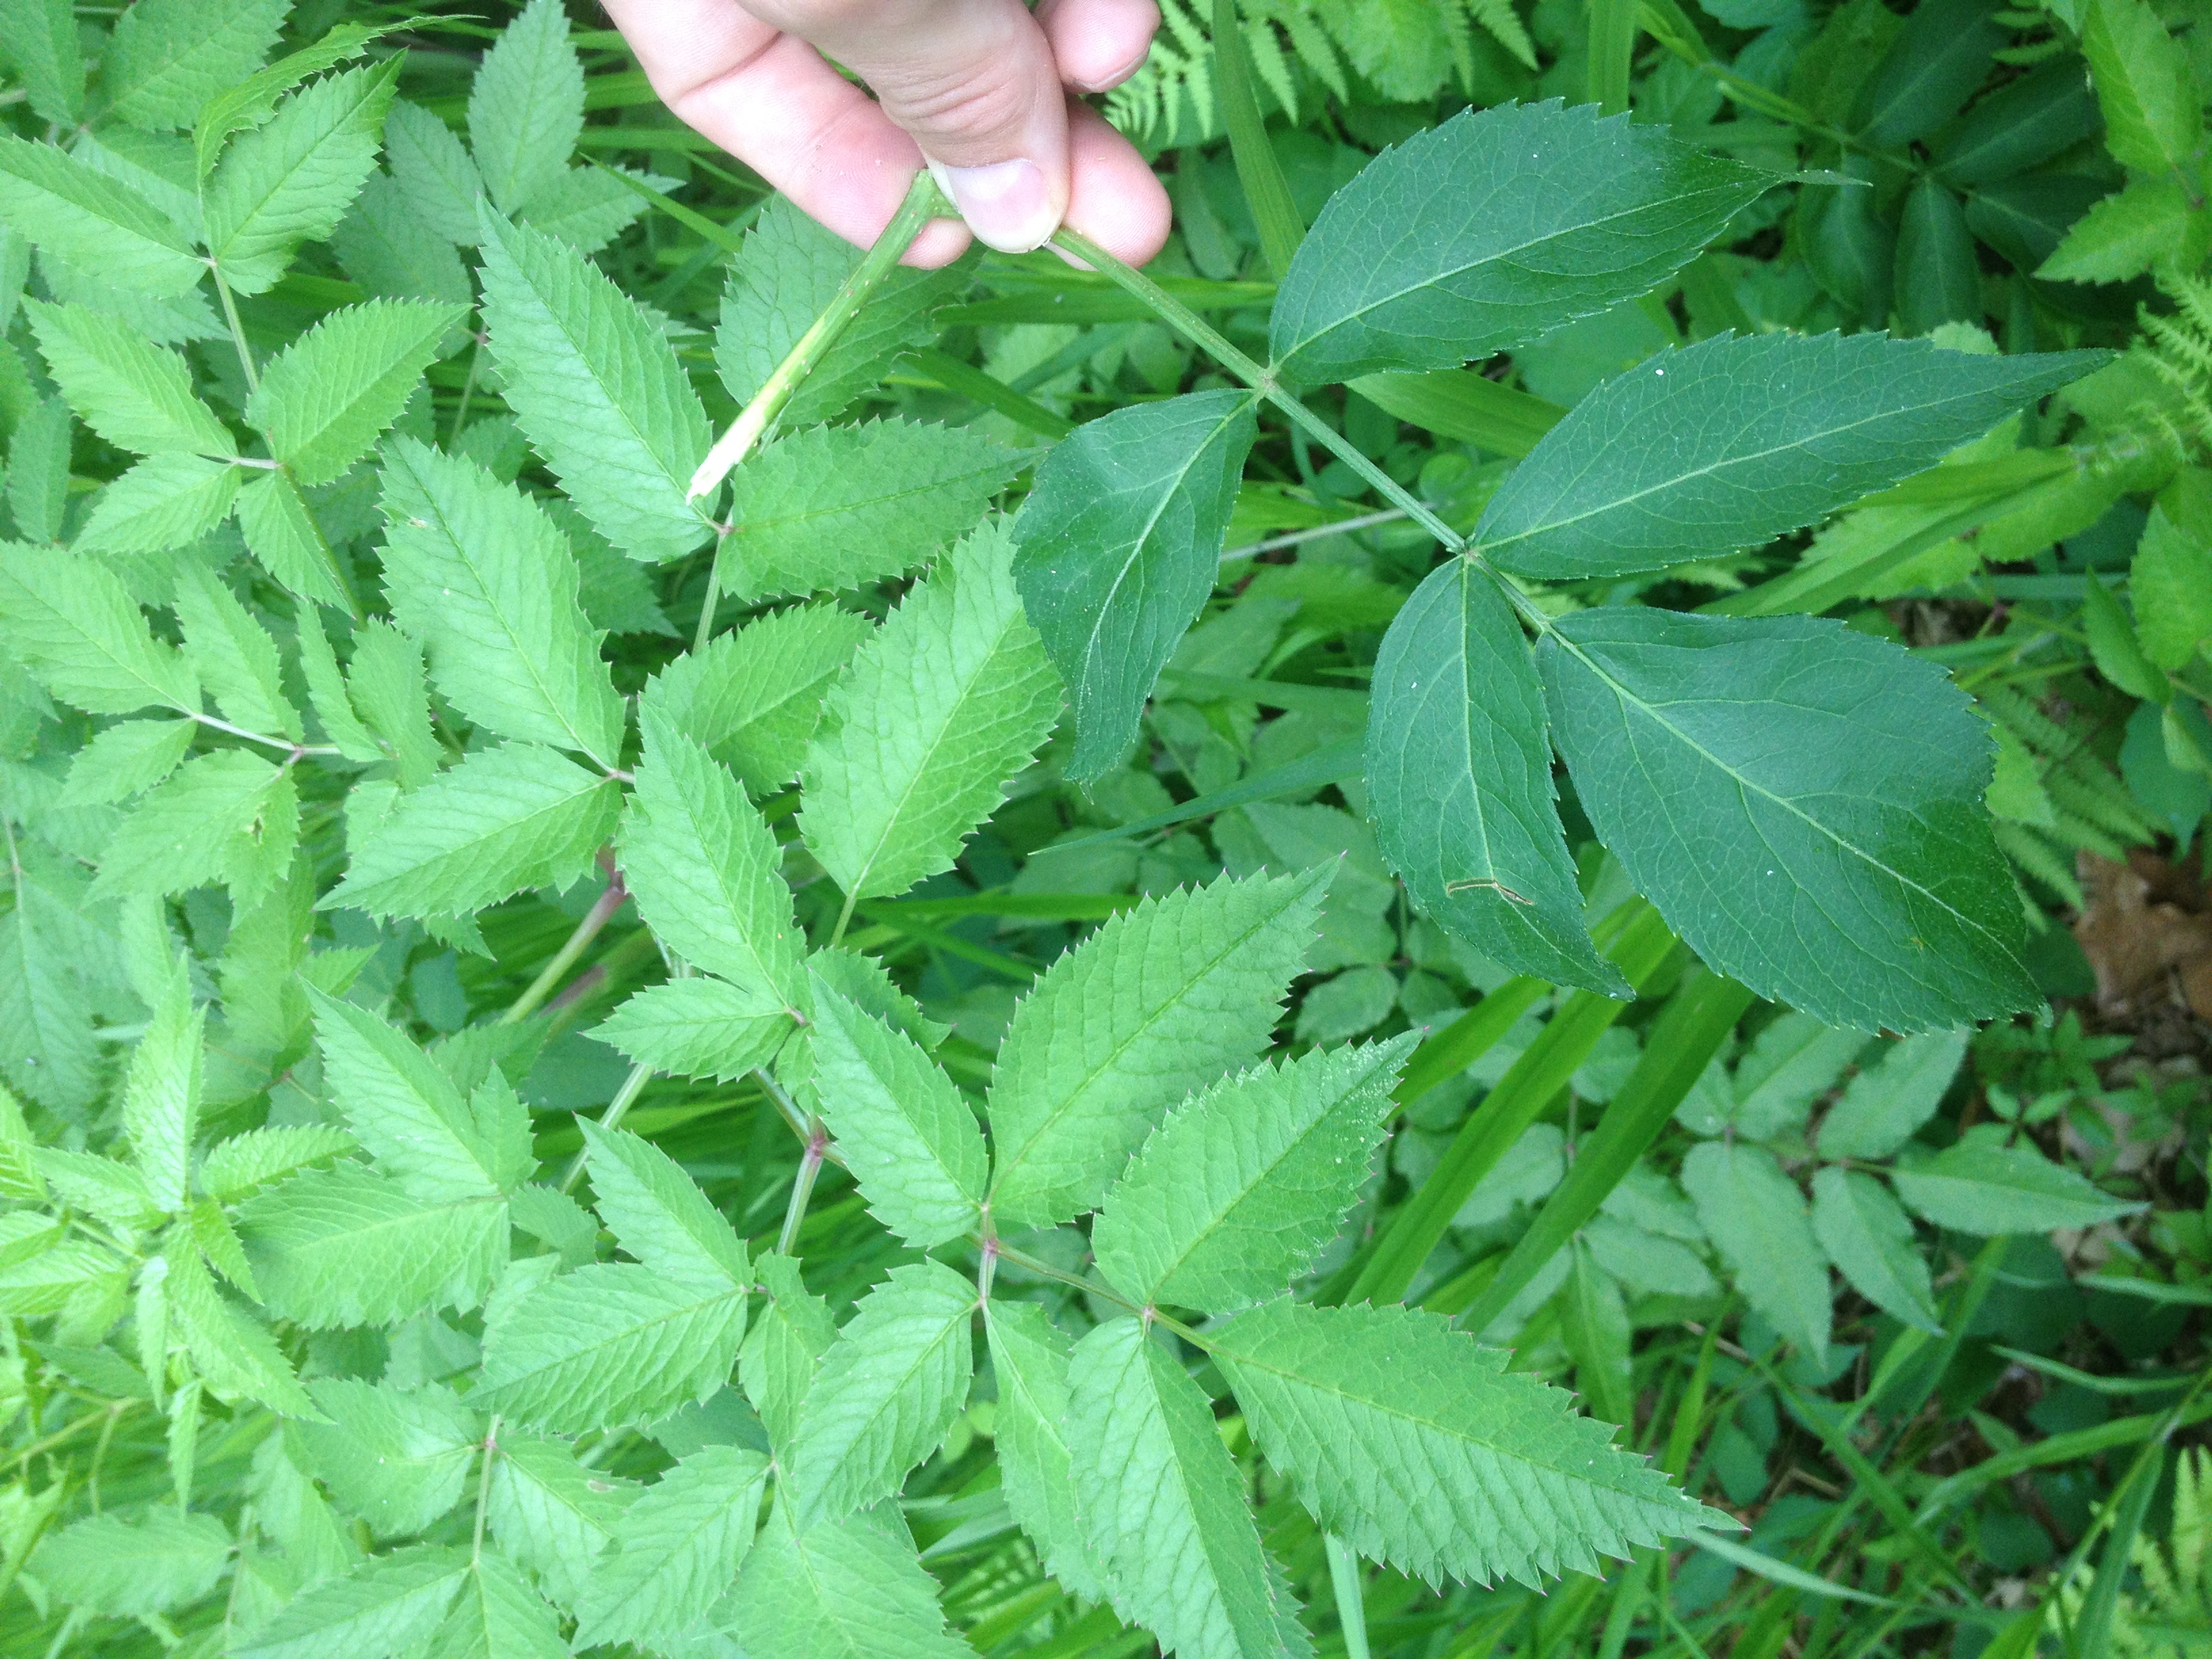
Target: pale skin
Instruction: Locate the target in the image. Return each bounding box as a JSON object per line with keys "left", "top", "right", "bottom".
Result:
{"left": 600, "top": 0, "right": 1173, "bottom": 266}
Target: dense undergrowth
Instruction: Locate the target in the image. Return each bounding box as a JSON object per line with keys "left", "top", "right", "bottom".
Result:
{"left": 0, "top": 2, "right": 2205, "bottom": 1658}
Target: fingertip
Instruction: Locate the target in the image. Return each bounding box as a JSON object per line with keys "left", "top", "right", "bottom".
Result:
{"left": 1038, "top": 0, "right": 1162, "bottom": 93}
{"left": 903, "top": 216, "right": 975, "bottom": 268}
{"left": 1060, "top": 102, "right": 1171, "bottom": 267}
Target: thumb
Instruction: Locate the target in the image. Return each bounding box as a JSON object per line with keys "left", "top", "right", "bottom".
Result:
{"left": 784, "top": 0, "right": 1069, "bottom": 253}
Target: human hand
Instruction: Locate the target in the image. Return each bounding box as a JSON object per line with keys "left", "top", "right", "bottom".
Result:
{"left": 602, "top": 0, "right": 1171, "bottom": 267}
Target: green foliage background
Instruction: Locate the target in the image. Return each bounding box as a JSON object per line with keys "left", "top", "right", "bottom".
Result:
{"left": 0, "top": 1, "right": 2203, "bottom": 1658}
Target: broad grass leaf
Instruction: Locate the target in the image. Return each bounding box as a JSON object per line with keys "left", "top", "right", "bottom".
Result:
{"left": 1539, "top": 609, "right": 2036, "bottom": 1032}
{"left": 1010, "top": 389, "right": 1257, "bottom": 780}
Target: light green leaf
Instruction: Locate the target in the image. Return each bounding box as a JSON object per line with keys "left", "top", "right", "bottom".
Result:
{"left": 342, "top": 619, "right": 441, "bottom": 785}
{"left": 24, "top": 298, "right": 233, "bottom": 455}
{"left": 1890, "top": 1127, "right": 2146, "bottom": 1233}
{"left": 172, "top": 563, "right": 302, "bottom": 740}
{"left": 985, "top": 1302, "right": 1109, "bottom": 1599}
{"left": 204, "top": 62, "right": 400, "bottom": 295}
{"left": 487, "top": 1434, "right": 636, "bottom": 1611}
{"left": 2039, "top": 176, "right": 2209, "bottom": 285}
{"left": 89, "top": 748, "right": 297, "bottom": 909}
{"left": 326, "top": 742, "right": 621, "bottom": 921}
{"left": 101, "top": 0, "right": 287, "bottom": 131}
{"left": 594, "top": 976, "right": 796, "bottom": 1082}
{"left": 165, "top": 1238, "right": 317, "bottom": 1417}
{"left": 988, "top": 865, "right": 1332, "bottom": 1229}
{"left": 426, "top": 1554, "right": 569, "bottom": 1659}
{"left": 377, "top": 436, "right": 625, "bottom": 764}
{"left": 249, "top": 300, "right": 465, "bottom": 486}
{"left": 518, "top": 163, "right": 662, "bottom": 255}
{"left": 237, "top": 1164, "right": 508, "bottom": 1328}
{"left": 1010, "top": 390, "right": 1256, "bottom": 780}
{"left": 467, "top": 0, "right": 583, "bottom": 216}
{"left": 383, "top": 100, "right": 483, "bottom": 247}
{"left": 1817, "top": 1029, "right": 1968, "bottom": 1158}
{"left": 291, "top": 1378, "right": 481, "bottom": 1538}
{"left": 478, "top": 1262, "right": 747, "bottom": 1435}
{"left": 0, "top": 135, "right": 205, "bottom": 295}
{"left": 27, "top": 1509, "right": 229, "bottom": 1618}
{"left": 1809, "top": 1168, "right": 1942, "bottom": 1334}
{"left": 577, "top": 1119, "right": 750, "bottom": 1289}
{"left": 571, "top": 1444, "right": 769, "bottom": 1651}
{"left": 1368, "top": 558, "right": 1624, "bottom": 994}
{"left": 739, "top": 1252, "right": 835, "bottom": 1456}
{"left": 2133, "top": 504, "right": 2212, "bottom": 671}
{"left": 1539, "top": 609, "right": 2035, "bottom": 1032}
{"left": 237, "top": 1547, "right": 472, "bottom": 1659}
{"left": 237, "top": 468, "right": 353, "bottom": 611}
{"left": 642, "top": 600, "right": 870, "bottom": 794}
{"left": 306, "top": 987, "right": 523, "bottom": 1203}
{"left": 0, "top": 541, "right": 198, "bottom": 714}
{"left": 1475, "top": 334, "right": 2104, "bottom": 579}
{"left": 199, "top": 1123, "right": 354, "bottom": 1202}
{"left": 800, "top": 519, "right": 1061, "bottom": 903}
{"left": 0, "top": 0, "right": 83, "bottom": 127}
{"left": 716, "top": 193, "right": 958, "bottom": 428}
{"left": 2081, "top": 0, "right": 2203, "bottom": 177}
{"left": 77, "top": 453, "right": 243, "bottom": 557}
{"left": 1722, "top": 1012, "right": 1869, "bottom": 1141}
{"left": 1269, "top": 101, "right": 1771, "bottom": 386}
{"left": 1680, "top": 1140, "right": 1830, "bottom": 1364}
{"left": 619, "top": 720, "right": 804, "bottom": 1007}
{"left": 804, "top": 975, "right": 987, "bottom": 1249}
{"left": 60, "top": 716, "right": 196, "bottom": 806}
{"left": 121, "top": 970, "right": 198, "bottom": 1212}
{"left": 0, "top": 905, "right": 100, "bottom": 1111}
{"left": 194, "top": 19, "right": 409, "bottom": 181}
{"left": 785, "top": 1261, "right": 977, "bottom": 1529}
{"left": 718, "top": 419, "right": 1025, "bottom": 605}
{"left": 1093, "top": 1036, "right": 1413, "bottom": 1314}
{"left": 724, "top": 1506, "right": 974, "bottom": 1659}
{"left": 1066, "top": 1317, "right": 1311, "bottom": 1659}
{"left": 333, "top": 171, "right": 474, "bottom": 306}
{"left": 476, "top": 204, "right": 711, "bottom": 562}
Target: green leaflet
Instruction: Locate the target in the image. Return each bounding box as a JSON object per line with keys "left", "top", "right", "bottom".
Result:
{"left": 376, "top": 437, "right": 626, "bottom": 766}
{"left": 204, "top": 62, "right": 400, "bottom": 296}
{"left": 804, "top": 975, "right": 987, "bottom": 1248}
{"left": 59, "top": 717, "right": 195, "bottom": 806}
{"left": 1367, "top": 558, "right": 1625, "bottom": 995}
{"left": 988, "top": 865, "right": 1333, "bottom": 1229}
{"left": 198, "top": 1124, "right": 355, "bottom": 1203}
{"left": 28, "top": 1509, "right": 230, "bottom": 1619}
{"left": 165, "top": 1237, "right": 316, "bottom": 1418}
{"left": 1010, "top": 389, "right": 1258, "bottom": 781}
{"left": 8, "top": 394, "right": 68, "bottom": 542}
{"left": 571, "top": 1444, "right": 769, "bottom": 1652}
{"left": 1889, "top": 1127, "right": 2148, "bottom": 1233}
{"left": 384, "top": 100, "right": 485, "bottom": 248}
{"left": 2081, "top": 0, "right": 2201, "bottom": 178}
{"left": 306, "top": 988, "right": 529, "bottom": 1203}
{"left": 1538, "top": 609, "right": 2036, "bottom": 1032}
{"left": 466, "top": 0, "right": 584, "bottom": 216}
{"left": 291, "top": 1378, "right": 480, "bottom": 1538}
{"left": 101, "top": 0, "right": 288, "bottom": 131}
{"left": 237, "top": 1547, "right": 472, "bottom": 1659}
{"left": 335, "top": 171, "right": 474, "bottom": 306}
{"left": 724, "top": 1505, "right": 974, "bottom": 1659}
{"left": 428, "top": 1553, "right": 569, "bottom": 1659}
{"left": 237, "top": 1165, "right": 508, "bottom": 1329}
{"left": 476, "top": 1261, "right": 748, "bottom": 1435}
{"left": 172, "top": 564, "right": 302, "bottom": 741}
{"left": 0, "top": 541, "right": 199, "bottom": 716}
{"left": 0, "top": 0, "right": 83, "bottom": 127}
{"left": 594, "top": 976, "right": 795, "bottom": 1082}
{"left": 487, "top": 1435, "right": 636, "bottom": 1611}
{"left": 1681, "top": 1141, "right": 1832, "bottom": 1364}
{"left": 77, "top": 453, "right": 242, "bottom": 558}
{"left": 1817, "top": 1029, "right": 1968, "bottom": 1158}
{"left": 740, "top": 1253, "right": 835, "bottom": 1455}
{"left": 1212, "top": 1300, "right": 1723, "bottom": 1589}
{"left": 577, "top": 1120, "right": 751, "bottom": 1290}
{"left": 89, "top": 749, "right": 297, "bottom": 909}
{"left": 237, "top": 468, "right": 352, "bottom": 610}
{"left": 619, "top": 720, "right": 805, "bottom": 1008}
{"left": 1092, "top": 1036, "right": 1414, "bottom": 1314}
{"left": 120, "top": 970, "right": 198, "bottom": 1213}
{"left": 642, "top": 601, "right": 871, "bottom": 794}
{"left": 984, "top": 1302, "right": 1109, "bottom": 1601}
{"left": 0, "top": 136, "right": 205, "bottom": 296}
{"left": 800, "top": 520, "right": 1061, "bottom": 903}
{"left": 1267, "top": 102, "right": 1773, "bottom": 386}
{"left": 250, "top": 301, "right": 465, "bottom": 487}
{"left": 716, "top": 195, "right": 958, "bottom": 428}
{"left": 476, "top": 204, "right": 712, "bottom": 562}
{"left": 325, "top": 742, "right": 622, "bottom": 922}
{"left": 1066, "top": 1317, "right": 1312, "bottom": 1659}
{"left": 783, "top": 1260, "right": 977, "bottom": 1529}
{"left": 24, "top": 299, "right": 234, "bottom": 456}
{"left": 2132, "top": 504, "right": 2212, "bottom": 672}
{"left": 518, "top": 163, "right": 659, "bottom": 255}
{"left": 1475, "top": 334, "right": 2106, "bottom": 579}
{"left": 717, "top": 419, "right": 1025, "bottom": 605}
{"left": 1809, "top": 1168, "right": 1944, "bottom": 1334}
{"left": 0, "top": 903, "right": 100, "bottom": 1111}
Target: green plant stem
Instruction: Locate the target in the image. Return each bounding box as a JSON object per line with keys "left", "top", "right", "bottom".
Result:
{"left": 9, "top": 1399, "right": 136, "bottom": 1473}
{"left": 688, "top": 170, "right": 945, "bottom": 505}
{"left": 209, "top": 262, "right": 258, "bottom": 393}
{"left": 752, "top": 1065, "right": 814, "bottom": 1145}
{"left": 827, "top": 888, "right": 859, "bottom": 950}
{"left": 1326, "top": 1534, "right": 1374, "bottom": 1659}
{"left": 503, "top": 872, "right": 627, "bottom": 1025}
{"left": 777, "top": 1133, "right": 826, "bottom": 1256}
{"left": 558, "top": 1062, "right": 654, "bottom": 1193}
{"left": 470, "top": 1414, "right": 500, "bottom": 1564}
{"left": 447, "top": 334, "right": 485, "bottom": 446}
{"left": 693, "top": 523, "right": 732, "bottom": 654}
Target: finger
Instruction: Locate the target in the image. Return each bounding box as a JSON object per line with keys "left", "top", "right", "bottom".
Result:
{"left": 1061, "top": 100, "right": 1172, "bottom": 268}
{"left": 752, "top": 0, "right": 1070, "bottom": 253}
{"left": 600, "top": 0, "right": 970, "bottom": 266}
{"left": 1036, "top": 0, "right": 1162, "bottom": 92}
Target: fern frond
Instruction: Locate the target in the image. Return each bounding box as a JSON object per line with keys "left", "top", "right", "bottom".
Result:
{"left": 2046, "top": 760, "right": 2156, "bottom": 846}
{"left": 1464, "top": 0, "right": 1539, "bottom": 70}
{"left": 1992, "top": 822, "right": 2085, "bottom": 908}
{"left": 1978, "top": 682, "right": 2082, "bottom": 760}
